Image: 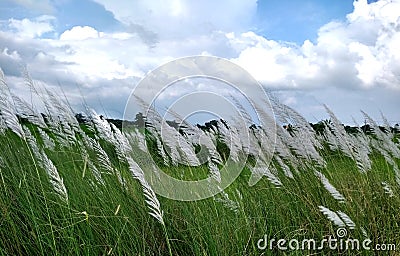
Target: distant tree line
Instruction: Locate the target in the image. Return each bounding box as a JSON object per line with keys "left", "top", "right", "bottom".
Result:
{"left": 72, "top": 112, "right": 400, "bottom": 137}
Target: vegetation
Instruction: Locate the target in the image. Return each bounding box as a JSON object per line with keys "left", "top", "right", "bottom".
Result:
{"left": 1, "top": 69, "right": 400, "bottom": 255}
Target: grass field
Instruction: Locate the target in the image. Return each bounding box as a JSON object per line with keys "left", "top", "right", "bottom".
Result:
{"left": 1, "top": 70, "right": 400, "bottom": 255}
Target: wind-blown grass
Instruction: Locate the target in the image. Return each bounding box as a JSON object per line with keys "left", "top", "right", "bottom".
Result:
{"left": 0, "top": 69, "right": 399, "bottom": 255}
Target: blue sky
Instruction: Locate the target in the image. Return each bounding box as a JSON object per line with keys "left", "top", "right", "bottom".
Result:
{"left": 0, "top": 0, "right": 121, "bottom": 35}
{"left": 0, "top": 0, "right": 399, "bottom": 125}
{"left": 0, "top": 0, "right": 357, "bottom": 41}
{"left": 256, "top": 0, "right": 352, "bottom": 43}
{"left": 257, "top": 0, "right": 380, "bottom": 42}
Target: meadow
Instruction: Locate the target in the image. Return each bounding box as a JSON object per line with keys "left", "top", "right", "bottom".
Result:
{"left": 0, "top": 69, "right": 400, "bottom": 255}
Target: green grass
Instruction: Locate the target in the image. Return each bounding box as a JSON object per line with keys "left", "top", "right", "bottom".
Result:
{"left": 1, "top": 121, "right": 400, "bottom": 256}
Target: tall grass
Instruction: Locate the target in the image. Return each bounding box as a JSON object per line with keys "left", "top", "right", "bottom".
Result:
{"left": 0, "top": 68, "right": 399, "bottom": 255}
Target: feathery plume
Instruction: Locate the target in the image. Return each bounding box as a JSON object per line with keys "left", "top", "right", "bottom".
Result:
{"left": 126, "top": 157, "right": 164, "bottom": 225}
{"left": 214, "top": 191, "right": 239, "bottom": 214}
{"left": 336, "top": 211, "right": 356, "bottom": 229}
{"left": 125, "top": 129, "right": 148, "bottom": 153}
{"left": 315, "top": 171, "right": 345, "bottom": 202}
{"left": 37, "top": 127, "right": 56, "bottom": 150}
{"left": 325, "top": 106, "right": 370, "bottom": 173}
{"left": 208, "top": 160, "right": 221, "bottom": 183}
{"left": 319, "top": 206, "right": 345, "bottom": 227}
{"left": 87, "top": 138, "right": 113, "bottom": 174}
{"left": 319, "top": 206, "right": 356, "bottom": 229}
{"left": 89, "top": 109, "right": 113, "bottom": 141}
{"left": 249, "top": 163, "right": 282, "bottom": 187}
{"left": 12, "top": 95, "right": 47, "bottom": 128}
{"left": 0, "top": 69, "right": 24, "bottom": 137}
{"left": 381, "top": 181, "right": 394, "bottom": 197}
{"left": 23, "top": 126, "right": 68, "bottom": 203}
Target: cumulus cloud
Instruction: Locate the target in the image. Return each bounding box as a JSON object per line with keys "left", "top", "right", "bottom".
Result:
{"left": 229, "top": 0, "right": 400, "bottom": 90}
{"left": 229, "top": 32, "right": 321, "bottom": 87}
{"left": 0, "top": 0, "right": 399, "bottom": 122}
{"left": 4, "top": 0, "right": 399, "bottom": 91}
{"left": 316, "top": 0, "right": 400, "bottom": 89}
{"left": 60, "top": 26, "right": 100, "bottom": 41}
{"left": 8, "top": 15, "right": 55, "bottom": 38}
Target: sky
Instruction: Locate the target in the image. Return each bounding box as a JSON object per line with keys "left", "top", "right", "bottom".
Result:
{"left": 0, "top": 0, "right": 399, "bottom": 125}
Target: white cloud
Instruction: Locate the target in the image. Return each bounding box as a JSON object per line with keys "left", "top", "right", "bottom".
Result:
{"left": 1, "top": 0, "right": 399, "bottom": 122}
{"left": 229, "top": 0, "right": 400, "bottom": 90}
{"left": 60, "top": 26, "right": 100, "bottom": 41}
{"left": 348, "top": 0, "right": 400, "bottom": 24}
{"left": 2, "top": 47, "right": 21, "bottom": 61}
{"left": 229, "top": 32, "right": 320, "bottom": 87}
{"left": 348, "top": 42, "right": 382, "bottom": 86}
{"left": 8, "top": 15, "right": 55, "bottom": 38}
{"left": 156, "top": 78, "right": 243, "bottom": 101}
{"left": 8, "top": 0, "right": 399, "bottom": 92}
{"left": 92, "top": 0, "right": 257, "bottom": 39}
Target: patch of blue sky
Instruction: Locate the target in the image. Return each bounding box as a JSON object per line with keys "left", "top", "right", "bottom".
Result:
{"left": 56, "top": 0, "right": 122, "bottom": 33}
{"left": 255, "top": 0, "right": 354, "bottom": 43}
{"left": 0, "top": 0, "right": 123, "bottom": 38}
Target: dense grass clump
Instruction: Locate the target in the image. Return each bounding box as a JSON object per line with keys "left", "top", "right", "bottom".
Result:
{"left": 0, "top": 69, "right": 400, "bottom": 255}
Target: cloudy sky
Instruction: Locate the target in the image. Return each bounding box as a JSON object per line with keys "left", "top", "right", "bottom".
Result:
{"left": 0, "top": 0, "right": 399, "bottom": 125}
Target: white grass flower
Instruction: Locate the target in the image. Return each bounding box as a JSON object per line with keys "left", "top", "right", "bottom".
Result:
{"left": 319, "top": 206, "right": 356, "bottom": 229}
{"left": 274, "top": 156, "right": 294, "bottom": 178}
{"left": 394, "top": 165, "right": 400, "bottom": 187}
{"left": 325, "top": 106, "right": 370, "bottom": 173}
{"left": 88, "top": 138, "right": 113, "bottom": 174}
{"left": 272, "top": 99, "right": 324, "bottom": 167}
{"left": 319, "top": 206, "right": 346, "bottom": 227}
{"left": 124, "top": 130, "right": 149, "bottom": 167}
{"left": 216, "top": 120, "right": 242, "bottom": 163}
{"left": 208, "top": 161, "right": 221, "bottom": 183}
{"left": 336, "top": 211, "right": 356, "bottom": 229}
{"left": 0, "top": 68, "right": 24, "bottom": 137}
{"left": 360, "top": 227, "right": 369, "bottom": 238}
{"left": 214, "top": 191, "right": 239, "bottom": 214}
{"left": 23, "top": 126, "right": 68, "bottom": 203}
{"left": 12, "top": 95, "right": 47, "bottom": 128}
{"left": 315, "top": 171, "right": 345, "bottom": 202}
{"left": 362, "top": 111, "right": 400, "bottom": 159}
{"left": 37, "top": 127, "right": 56, "bottom": 150}
{"left": 41, "top": 151, "right": 69, "bottom": 203}
{"left": 381, "top": 181, "right": 394, "bottom": 198}
{"left": 89, "top": 109, "right": 113, "bottom": 141}
{"left": 126, "top": 157, "right": 164, "bottom": 225}
{"left": 249, "top": 163, "right": 282, "bottom": 187}
{"left": 110, "top": 123, "right": 132, "bottom": 161}
{"left": 88, "top": 158, "right": 105, "bottom": 186}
